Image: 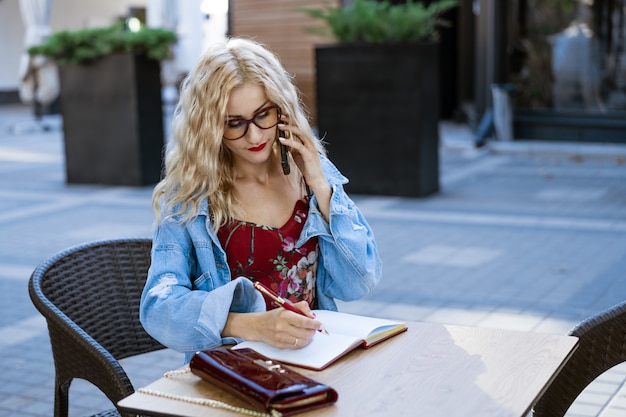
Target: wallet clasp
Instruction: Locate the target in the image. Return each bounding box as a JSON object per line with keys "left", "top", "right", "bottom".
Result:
{"left": 254, "top": 358, "right": 287, "bottom": 373}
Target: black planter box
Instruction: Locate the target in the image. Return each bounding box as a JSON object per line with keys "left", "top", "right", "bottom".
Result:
{"left": 315, "top": 43, "right": 440, "bottom": 197}
{"left": 59, "top": 53, "right": 164, "bottom": 186}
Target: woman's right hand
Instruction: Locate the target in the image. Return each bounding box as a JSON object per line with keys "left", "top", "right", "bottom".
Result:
{"left": 224, "top": 302, "right": 322, "bottom": 349}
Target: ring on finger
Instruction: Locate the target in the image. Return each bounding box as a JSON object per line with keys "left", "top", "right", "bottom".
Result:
{"left": 294, "top": 337, "right": 299, "bottom": 346}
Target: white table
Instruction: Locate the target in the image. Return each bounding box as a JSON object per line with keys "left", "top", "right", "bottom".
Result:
{"left": 118, "top": 321, "right": 578, "bottom": 417}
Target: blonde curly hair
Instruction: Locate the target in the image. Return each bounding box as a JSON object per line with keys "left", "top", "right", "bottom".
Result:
{"left": 153, "top": 37, "right": 325, "bottom": 230}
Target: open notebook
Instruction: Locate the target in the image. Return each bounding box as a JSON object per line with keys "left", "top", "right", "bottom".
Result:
{"left": 232, "top": 310, "right": 407, "bottom": 371}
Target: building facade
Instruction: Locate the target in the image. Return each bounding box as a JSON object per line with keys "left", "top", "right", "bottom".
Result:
{"left": 472, "top": 0, "right": 626, "bottom": 142}
{"left": 3, "top": 0, "right": 624, "bottom": 143}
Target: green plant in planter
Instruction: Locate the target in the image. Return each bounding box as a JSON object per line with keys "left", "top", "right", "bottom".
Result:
{"left": 301, "top": 0, "right": 458, "bottom": 44}
{"left": 27, "top": 21, "right": 177, "bottom": 64}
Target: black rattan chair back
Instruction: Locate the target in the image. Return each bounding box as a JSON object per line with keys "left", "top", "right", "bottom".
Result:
{"left": 532, "top": 300, "right": 626, "bottom": 416}
{"left": 28, "top": 238, "right": 165, "bottom": 417}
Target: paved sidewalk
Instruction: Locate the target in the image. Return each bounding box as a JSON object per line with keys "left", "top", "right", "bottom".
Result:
{"left": 1, "top": 103, "right": 626, "bottom": 416}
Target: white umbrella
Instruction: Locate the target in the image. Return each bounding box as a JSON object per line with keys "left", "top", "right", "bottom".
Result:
{"left": 18, "top": 0, "right": 59, "bottom": 105}
{"left": 147, "top": 0, "right": 179, "bottom": 31}
{"left": 147, "top": 0, "right": 180, "bottom": 103}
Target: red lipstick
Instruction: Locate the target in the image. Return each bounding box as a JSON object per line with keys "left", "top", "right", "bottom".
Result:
{"left": 249, "top": 143, "right": 267, "bottom": 152}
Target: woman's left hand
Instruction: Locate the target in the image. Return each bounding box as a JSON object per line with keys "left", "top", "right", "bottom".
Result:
{"left": 278, "top": 115, "right": 327, "bottom": 190}
{"left": 278, "top": 114, "right": 331, "bottom": 220}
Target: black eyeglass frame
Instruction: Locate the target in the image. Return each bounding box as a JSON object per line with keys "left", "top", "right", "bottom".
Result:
{"left": 223, "top": 105, "right": 281, "bottom": 140}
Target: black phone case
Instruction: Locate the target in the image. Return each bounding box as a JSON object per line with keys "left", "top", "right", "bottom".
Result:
{"left": 279, "top": 129, "right": 290, "bottom": 175}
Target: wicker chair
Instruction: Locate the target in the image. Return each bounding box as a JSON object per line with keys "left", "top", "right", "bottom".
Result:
{"left": 28, "top": 238, "right": 166, "bottom": 417}
{"left": 532, "top": 300, "right": 626, "bottom": 416}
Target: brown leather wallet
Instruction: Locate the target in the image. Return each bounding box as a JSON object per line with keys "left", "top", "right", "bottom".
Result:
{"left": 190, "top": 348, "right": 338, "bottom": 416}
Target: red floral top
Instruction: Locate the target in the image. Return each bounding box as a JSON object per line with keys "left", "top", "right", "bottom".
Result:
{"left": 217, "top": 199, "right": 319, "bottom": 310}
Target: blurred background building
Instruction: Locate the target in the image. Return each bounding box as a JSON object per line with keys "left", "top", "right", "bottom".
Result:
{"left": 0, "top": 0, "right": 228, "bottom": 105}
{"left": 1, "top": 0, "right": 624, "bottom": 143}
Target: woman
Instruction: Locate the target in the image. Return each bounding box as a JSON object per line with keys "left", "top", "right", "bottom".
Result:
{"left": 140, "top": 38, "right": 382, "bottom": 362}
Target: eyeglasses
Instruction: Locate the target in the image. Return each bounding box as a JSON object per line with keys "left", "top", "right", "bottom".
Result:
{"left": 223, "top": 105, "right": 280, "bottom": 140}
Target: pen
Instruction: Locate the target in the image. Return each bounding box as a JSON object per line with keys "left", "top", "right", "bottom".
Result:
{"left": 253, "top": 281, "right": 330, "bottom": 335}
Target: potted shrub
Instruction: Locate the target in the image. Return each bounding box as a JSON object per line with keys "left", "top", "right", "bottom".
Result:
{"left": 28, "top": 21, "right": 177, "bottom": 186}
{"left": 302, "top": 0, "right": 457, "bottom": 197}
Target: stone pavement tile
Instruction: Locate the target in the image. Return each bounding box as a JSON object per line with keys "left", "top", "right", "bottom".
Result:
{"left": 0, "top": 279, "right": 39, "bottom": 329}
{"left": 574, "top": 391, "right": 618, "bottom": 412}
{"left": 532, "top": 314, "right": 579, "bottom": 335}
{"left": 475, "top": 309, "right": 546, "bottom": 332}
{"left": 420, "top": 306, "right": 491, "bottom": 327}
{"left": 0, "top": 187, "right": 155, "bottom": 271}
{"left": 599, "top": 385, "right": 626, "bottom": 417}
{"left": 335, "top": 298, "right": 443, "bottom": 322}
{"left": 600, "top": 408, "right": 626, "bottom": 417}
{"left": 568, "top": 403, "right": 609, "bottom": 417}
{"left": 0, "top": 316, "right": 46, "bottom": 350}
{"left": 357, "top": 214, "right": 625, "bottom": 327}
{"left": 0, "top": 334, "right": 55, "bottom": 417}
{"left": 569, "top": 365, "right": 626, "bottom": 417}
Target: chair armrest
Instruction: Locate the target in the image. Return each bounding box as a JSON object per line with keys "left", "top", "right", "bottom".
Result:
{"left": 533, "top": 300, "right": 626, "bottom": 417}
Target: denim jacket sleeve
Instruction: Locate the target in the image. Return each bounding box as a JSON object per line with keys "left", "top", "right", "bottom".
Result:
{"left": 139, "top": 211, "right": 265, "bottom": 359}
{"left": 298, "top": 155, "right": 383, "bottom": 310}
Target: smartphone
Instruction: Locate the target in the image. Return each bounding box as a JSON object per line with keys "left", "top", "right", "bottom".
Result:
{"left": 279, "top": 130, "right": 291, "bottom": 175}
{"left": 278, "top": 113, "right": 290, "bottom": 175}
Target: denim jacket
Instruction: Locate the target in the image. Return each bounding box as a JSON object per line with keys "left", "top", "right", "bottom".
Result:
{"left": 140, "top": 155, "right": 382, "bottom": 362}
